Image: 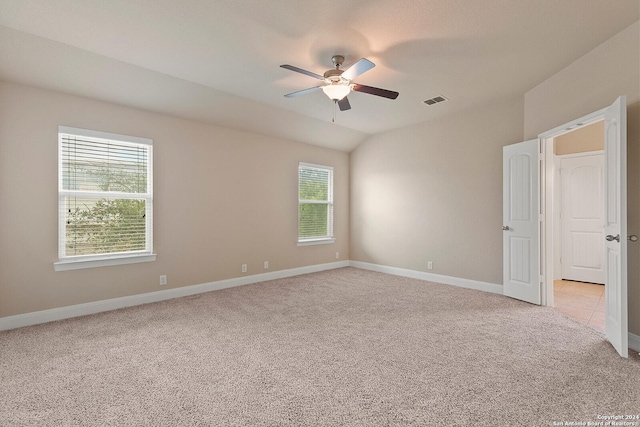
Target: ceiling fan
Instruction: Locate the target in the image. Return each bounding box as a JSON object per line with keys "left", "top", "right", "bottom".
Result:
{"left": 280, "top": 55, "right": 399, "bottom": 112}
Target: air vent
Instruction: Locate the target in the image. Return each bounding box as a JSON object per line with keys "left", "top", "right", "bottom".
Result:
{"left": 423, "top": 95, "right": 448, "bottom": 105}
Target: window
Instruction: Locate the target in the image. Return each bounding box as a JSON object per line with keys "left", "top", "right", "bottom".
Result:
{"left": 298, "top": 162, "right": 334, "bottom": 245}
{"left": 55, "top": 126, "right": 155, "bottom": 271}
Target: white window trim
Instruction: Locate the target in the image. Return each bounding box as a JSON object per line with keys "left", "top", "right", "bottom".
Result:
{"left": 297, "top": 238, "right": 335, "bottom": 246}
{"left": 298, "top": 162, "right": 334, "bottom": 246}
{"left": 56, "top": 126, "right": 155, "bottom": 271}
{"left": 54, "top": 253, "right": 157, "bottom": 271}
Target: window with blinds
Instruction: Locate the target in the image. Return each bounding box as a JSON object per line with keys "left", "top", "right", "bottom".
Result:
{"left": 298, "top": 162, "right": 334, "bottom": 245}
{"left": 57, "top": 126, "right": 153, "bottom": 267}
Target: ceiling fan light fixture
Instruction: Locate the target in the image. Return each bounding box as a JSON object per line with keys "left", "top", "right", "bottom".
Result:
{"left": 322, "top": 84, "right": 351, "bottom": 101}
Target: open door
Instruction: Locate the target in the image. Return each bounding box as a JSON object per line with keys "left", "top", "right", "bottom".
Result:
{"left": 503, "top": 139, "right": 541, "bottom": 305}
{"left": 604, "top": 96, "right": 628, "bottom": 358}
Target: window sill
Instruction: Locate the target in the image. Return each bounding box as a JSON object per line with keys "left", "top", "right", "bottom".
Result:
{"left": 297, "top": 238, "right": 335, "bottom": 246}
{"left": 54, "top": 254, "right": 157, "bottom": 271}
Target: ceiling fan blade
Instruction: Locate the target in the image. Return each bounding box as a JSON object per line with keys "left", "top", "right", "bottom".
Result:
{"left": 341, "top": 58, "right": 375, "bottom": 81}
{"left": 337, "top": 97, "right": 351, "bottom": 111}
{"left": 280, "top": 64, "right": 324, "bottom": 80}
{"left": 352, "top": 84, "right": 399, "bottom": 100}
{"left": 284, "top": 86, "right": 323, "bottom": 98}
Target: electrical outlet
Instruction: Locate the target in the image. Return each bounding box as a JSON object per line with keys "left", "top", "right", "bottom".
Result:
{"left": 336, "top": 252, "right": 340, "bottom": 259}
{"left": 427, "top": 261, "right": 433, "bottom": 270}
{"left": 264, "top": 261, "right": 269, "bottom": 270}
{"left": 241, "top": 264, "right": 247, "bottom": 273}
{"left": 159, "top": 275, "right": 167, "bottom": 286}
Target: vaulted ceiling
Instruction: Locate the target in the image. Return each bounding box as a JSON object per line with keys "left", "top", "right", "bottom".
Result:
{"left": 0, "top": 0, "right": 638, "bottom": 151}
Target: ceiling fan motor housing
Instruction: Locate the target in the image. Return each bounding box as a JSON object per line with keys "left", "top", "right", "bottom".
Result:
{"left": 324, "top": 69, "right": 349, "bottom": 85}
{"left": 324, "top": 55, "right": 350, "bottom": 85}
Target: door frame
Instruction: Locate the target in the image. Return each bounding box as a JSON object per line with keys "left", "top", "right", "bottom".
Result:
{"left": 539, "top": 108, "right": 608, "bottom": 308}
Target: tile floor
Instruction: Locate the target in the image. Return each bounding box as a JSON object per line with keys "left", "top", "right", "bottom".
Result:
{"left": 554, "top": 279, "right": 605, "bottom": 333}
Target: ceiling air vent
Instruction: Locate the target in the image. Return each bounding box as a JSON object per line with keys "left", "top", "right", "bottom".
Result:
{"left": 423, "top": 95, "right": 448, "bottom": 105}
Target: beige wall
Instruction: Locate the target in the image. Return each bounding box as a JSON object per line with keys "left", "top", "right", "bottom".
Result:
{"left": 524, "top": 22, "right": 639, "bottom": 140}
{"left": 524, "top": 21, "right": 640, "bottom": 335}
{"left": 350, "top": 96, "right": 524, "bottom": 285}
{"left": 0, "top": 81, "right": 349, "bottom": 318}
{"left": 2, "top": 21, "right": 638, "bottom": 340}
{"left": 350, "top": 20, "right": 639, "bottom": 335}
{"left": 554, "top": 121, "right": 604, "bottom": 155}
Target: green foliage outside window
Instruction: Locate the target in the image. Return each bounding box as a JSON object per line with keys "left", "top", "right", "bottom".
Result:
{"left": 298, "top": 165, "right": 332, "bottom": 240}
{"left": 66, "top": 198, "right": 146, "bottom": 255}
{"left": 65, "top": 165, "right": 147, "bottom": 256}
{"left": 299, "top": 204, "right": 329, "bottom": 238}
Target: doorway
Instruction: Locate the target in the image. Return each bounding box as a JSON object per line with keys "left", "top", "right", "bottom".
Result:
{"left": 541, "top": 96, "right": 628, "bottom": 357}
{"left": 504, "top": 96, "right": 628, "bottom": 357}
{"left": 549, "top": 121, "right": 606, "bottom": 332}
{"left": 541, "top": 116, "right": 610, "bottom": 306}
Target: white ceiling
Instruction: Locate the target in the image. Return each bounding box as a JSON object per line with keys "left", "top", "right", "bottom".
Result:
{"left": 0, "top": 0, "right": 638, "bottom": 151}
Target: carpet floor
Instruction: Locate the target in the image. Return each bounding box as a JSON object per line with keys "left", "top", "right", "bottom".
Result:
{"left": 1, "top": 267, "right": 639, "bottom": 426}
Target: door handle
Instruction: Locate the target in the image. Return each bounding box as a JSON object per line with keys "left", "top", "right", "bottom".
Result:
{"left": 502, "top": 225, "right": 510, "bottom": 231}
{"left": 629, "top": 235, "right": 638, "bottom": 242}
{"left": 606, "top": 234, "right": 620, "bottom": 242}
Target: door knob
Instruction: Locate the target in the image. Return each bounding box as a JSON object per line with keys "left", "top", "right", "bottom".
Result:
{"left": 502, "top": 225, "right": 510, "bottom": 231}
{"left": 629, "top": 235, "right": 638, "bottom": 242}
{"left": 606, "top": 234, "right": 620, "bottom": 242}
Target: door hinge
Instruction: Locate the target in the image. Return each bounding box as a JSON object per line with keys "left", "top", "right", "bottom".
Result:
{"left": 539, "top": 214, "right": 544, "bottom": 221}
{"left": 539, "top": 274, "right": 544, "bottom": 283}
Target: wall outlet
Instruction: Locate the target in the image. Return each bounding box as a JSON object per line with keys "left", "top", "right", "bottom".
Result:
{"left": 241, "top": 264, "right": 247, "bottom": 273}
{"left": 336, "top": 252, "right": 340, "bottom": 259}
{"left": 264, "top": 261, "right": 269, "bottom": 270}
{"left": 427, "top": 261, "right": 433, "bottom": 270}
{"left": 159, "top": 275, "right": 167, "bottom": 286}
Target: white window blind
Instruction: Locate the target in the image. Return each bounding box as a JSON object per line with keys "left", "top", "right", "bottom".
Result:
{"left": 298, "top": 162, "right": 334, "bottom": 244}
{"left": 57, "top": 126, "right": 153, "bottom": 267}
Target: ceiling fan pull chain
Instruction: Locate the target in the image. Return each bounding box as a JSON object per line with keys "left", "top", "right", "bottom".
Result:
{"left": 332, "top": 100, "right": 336, "bottom": 123}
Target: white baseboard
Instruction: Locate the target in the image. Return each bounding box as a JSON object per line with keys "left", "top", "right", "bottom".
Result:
{"left": 4, "top": 260, "right": 639, "bottom": 353}
{"left": 0, "top": 261, "right": 349, "bottom": 331}
{"left": 629, "top": 332, "right": 640, "bottom": 353}
{"left": 349, "top": 260, "right": 503, "bottom": 294}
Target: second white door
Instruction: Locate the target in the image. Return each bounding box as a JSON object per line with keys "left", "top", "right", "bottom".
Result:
{"left": 560, "top": 154, "right": 605, "bottom": 284}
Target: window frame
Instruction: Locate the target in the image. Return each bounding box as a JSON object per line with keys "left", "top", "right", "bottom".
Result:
{"left": 297, "top": 162, "right": 335, "bottom": 246}
{"left": 54, "top": 126, "right": 156, "bottom": 271}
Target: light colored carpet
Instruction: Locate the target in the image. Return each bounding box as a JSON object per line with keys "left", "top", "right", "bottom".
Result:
{"left": 1, "top": 267, "right": 639, "bottom": 426}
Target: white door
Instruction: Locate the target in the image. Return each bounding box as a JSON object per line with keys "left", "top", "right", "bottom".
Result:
{"left": 560, "top": 154, "right": 605, "bottom": 284}
{"left": 503, "top": 139, "right": 541, "bottom": 305}
{"left": 604, "top": 96, "right": 628, "bottom": 358}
